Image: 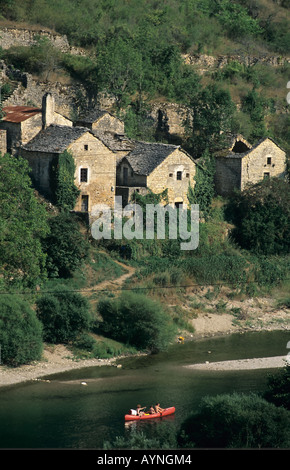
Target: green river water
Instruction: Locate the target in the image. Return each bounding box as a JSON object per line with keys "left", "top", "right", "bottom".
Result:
{"left": 0, "top": 330, "right": 289, "bottom": 449}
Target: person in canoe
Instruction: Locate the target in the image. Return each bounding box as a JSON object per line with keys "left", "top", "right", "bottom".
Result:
{"left": 155, "top": 403, "right": 164, "bottom": 414}
{"left": 136, "top": 404, "right": 146, "bottom": 416}
{"left": 149, "top": 405, "right": 155, "bottom": 414}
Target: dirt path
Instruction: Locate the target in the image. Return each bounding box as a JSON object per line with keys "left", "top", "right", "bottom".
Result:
{"left": 0, "top": 257, "right": 136, "bottom": 388}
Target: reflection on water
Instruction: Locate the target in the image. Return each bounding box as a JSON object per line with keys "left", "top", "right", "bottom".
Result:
{"left": 0, "top": 330, "right": 288, "bottom": 449}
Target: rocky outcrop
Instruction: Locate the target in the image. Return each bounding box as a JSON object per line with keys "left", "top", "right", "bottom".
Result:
{"left": 0, "top": 26, "right": 86, "bottom": 55}
{"left": 183, "top": 52, "right": 290, "bottom": 74}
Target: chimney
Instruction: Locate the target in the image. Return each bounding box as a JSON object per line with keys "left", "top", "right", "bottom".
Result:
{"left": 42, "top": 92, "right": 55, "bottom": 129}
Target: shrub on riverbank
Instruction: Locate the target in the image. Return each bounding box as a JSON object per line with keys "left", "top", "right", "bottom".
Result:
{"left": 177, "top": 392, "right": 290, "bottom": 448}
{"left": 0, "top": 295, "right": 43, "bottom": 366}
{"left": 97, "top": 292, "right": 176, "bottom": 353}
{"left": 36, "top": 287, "right": 92, "bottom": 343}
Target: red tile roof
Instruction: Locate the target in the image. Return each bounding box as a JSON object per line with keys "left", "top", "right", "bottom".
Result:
{"left": 2, "top": 106, "right": 42, "bottom": 123}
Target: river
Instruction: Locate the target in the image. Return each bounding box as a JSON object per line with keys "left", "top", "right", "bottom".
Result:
{"left": 0, "top": 330, "right": 289, "bottom": 449}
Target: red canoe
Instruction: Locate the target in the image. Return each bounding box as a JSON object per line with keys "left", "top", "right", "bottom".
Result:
{"left": 125, "top": 407, "right": 175, "bottom": 421}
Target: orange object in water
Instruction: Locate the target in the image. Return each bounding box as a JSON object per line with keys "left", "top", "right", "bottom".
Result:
{"left": 124, "top": 406, "right": 175, "bottom": 421}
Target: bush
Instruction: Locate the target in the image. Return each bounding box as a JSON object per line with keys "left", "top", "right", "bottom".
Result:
{"left": 264, "top": 366, "right": 290, "bottom": 410}
{"left": 0, "top": 295, "right": 43, "bottom": 366}
{"left": 36, "top": 287, "right": 92, "bottom": 343}
{"left": 178, "top": 393, "right": 290, "bottom": 448}
{"left": 43, "top": 213, "right": 89, "bottom": 278}
{"left": 97, "top": 292, "right": 176, "bottom": 352}
{"left": 226, "top": 178, "right": 290, "bottom": 255}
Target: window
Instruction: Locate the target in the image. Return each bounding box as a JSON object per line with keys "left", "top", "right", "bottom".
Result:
{"left": 84, "top": 144, "right": 88, "bottom": 151}
{"left": 263, "top": 172, "right": 270, "bottom": 180}
{"left": 176, "top": 171, "right": 182, "bottom": 180}
{"left": 186, "top": 173, "right": 190, "bottom": 178}
{"left": 80, "top": 168, "right": 88, "bottom": 182}
{"left": 267, "top": 157, "right": 272, "bottom": 165}
{"left": 81, "top": 195, "right": 89, "bottom": 212}
{"left": 169, "top": 173, "right": 173, "bottom": 177}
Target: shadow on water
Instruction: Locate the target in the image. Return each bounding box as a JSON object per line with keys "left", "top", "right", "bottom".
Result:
{"left": 0, "top": 330, "right": 288, "bottom": 449}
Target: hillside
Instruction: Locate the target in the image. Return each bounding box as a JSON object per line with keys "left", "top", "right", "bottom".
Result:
{"left": 0, "top": 0, "right": 289, "bottom": 155}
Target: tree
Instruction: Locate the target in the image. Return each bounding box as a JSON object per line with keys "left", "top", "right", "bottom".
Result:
{"left": 36, "top": 286, "right": 92, "bottom": 343}
{"left": 178, "top": 393, "right": 290, "bottom": 448}
{"left": 50, "top": 150, "right": 80, "bottom": 211}
{"left": 0, "top": 153, "right": 49, "bottom": 289}
{"left": 225, "top": 178, "right": 290, "bottom": 255}
{"left": 97, "top": 291, "right": 176, "bottom": 352}
{"left": 264, "top": 366, "right": 290, "bottom": 410}
{"left": 187, "top": 150, "right": 215, "bottom": 218}
{"left": 184, "top": 84, "right": 236, "bottom": 158}
{"left": 43, "top": 213, "right": 89, "bottom": 278}
{"left": 0, "top": 295, "right": 43, "bottom": 366}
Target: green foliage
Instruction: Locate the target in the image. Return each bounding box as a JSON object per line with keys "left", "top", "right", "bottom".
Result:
{"left": 97, "top": 291, "right": 176, "bottom": 352}
{"left": 50, "top": 150, "right": 80, "bottom": 211}
{"left": 188, "top": 151, "right": 215, "bottom": 218}
{"left": 36, "top": 286, "right": 92, "bottom": 343}
{"left": 0, "top": 295, "right": 43, "bottom": 366}
{"left": 104, "top": 424, "right": 177, "bottom": 450}
{"left": 3, "top": 36, "right": 62, "bottom": 79}
{"left": 178, "top": 392, "right": 290, "bottom": 448}
{"left": 43, "top": 213, "right": 89, "bottom": 278}
{"left": 225, "top": 178, "right": 290, "bottom": 255}
{"left": 184, "top": 84, "right": 236, "bottom": 158}
{"left": 0, "top": 153, "right": 49, "bottom": 289}
{"left": 264, "top": 366, "right": 290, "bottom": 410}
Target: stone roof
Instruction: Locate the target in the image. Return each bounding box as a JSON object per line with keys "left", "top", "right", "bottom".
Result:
{"left": 2, "top": 105, "right": 41, "bottom": 123}
{"left": 76, "top": 109, "right": 118, "bottom": 124}
{"left": 22, "top": 124, "right": 89, "bottom": 153}
{"left": 216, "top": 137, "right": 285, "bottom": 159}
{"left": 93, "top": 130, "right": 134, "bottom": 152}
{"left": 123, "top": 141, "right": 181, "bottom": 175}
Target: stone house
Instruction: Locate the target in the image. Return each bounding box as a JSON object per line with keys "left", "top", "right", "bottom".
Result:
{"left": 0, "top": 92, "right": 72, "bottom": 154}
{"left": 20, "top": 124, "right": 116, "bottom": 213}
{"left": 214, "top": 136, "right": 287, "bottom": 196}
{"left": 116, "top": 141, "right": 196, "bottom": 207}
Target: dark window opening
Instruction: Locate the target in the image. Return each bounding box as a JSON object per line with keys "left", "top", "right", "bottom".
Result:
{"left": 263, "top": 172, "right": 270, "bottom": 180}
{"left": 84, "top": 144, "right": 88, "bottom": 151}
{"left": 177, "top": 171, "right": 182, "bottom": 180}
{"left": 80, "top": 168, "right": 88, "bottom": 182}
{"left": 123, "top": 167, "right": 128, "bottom": 185}
{"left": 267, "top": 157, "right": 272, "bottom": 165}
{"left": 186, "top": 173, "right": 190, "bottom": 178}
{"left": 175, "top": 202, "right": 183, "bottom": 209}
{"left": 232, "top": 140, "right": 250, "bottom": 153}
{"left": 81, "top": 195, "right": 89, "bottom": 212}
{"left": 169, "top": 173, "right": 173, "bottom": 177}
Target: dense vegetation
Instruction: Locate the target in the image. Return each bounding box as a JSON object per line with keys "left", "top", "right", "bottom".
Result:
{"left": 0, "top": 0, "right": 289, "bottom": 153}
{"left": 0, "top": 0, "right": 289, "bottom": 448}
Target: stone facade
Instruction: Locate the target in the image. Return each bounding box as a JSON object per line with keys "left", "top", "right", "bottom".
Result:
{"left": 117, "top": 142, "right": 196, "bottom": 207}
{"left": 215, "top": 137, "right": 286, "bottom": 196}
{"left": 21, "top": 126, "right": 116, "bottom": 213}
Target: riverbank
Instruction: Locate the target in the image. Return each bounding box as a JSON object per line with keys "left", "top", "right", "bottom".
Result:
{"left": 0, "top": 307, "right": 289, "bottom": 388}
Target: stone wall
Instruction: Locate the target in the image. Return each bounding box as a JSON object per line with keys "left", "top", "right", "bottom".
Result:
{"left": 214, "top": 156, "right": 242, "bottom": 196}
{"left": 0, "top": 129, "right": 7, "bottom": 155}
{"left": 147, "top": 148, "right": 196, "bottom": 206}
{"left": 70, "top": 133, "right": 116, "bottom": 214}
{"left": 0, "top": 27, "right": 85, "bottom": 55}
{"left": 20, "top": 148, "right": 55, "bottom": 197}
{"left": 241, "top": 138, "right": 286, "bottom": 190}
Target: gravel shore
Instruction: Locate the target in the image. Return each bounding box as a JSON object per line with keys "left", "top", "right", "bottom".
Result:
{"left": 0, "top": 308, "right": 289, "bottom": 388}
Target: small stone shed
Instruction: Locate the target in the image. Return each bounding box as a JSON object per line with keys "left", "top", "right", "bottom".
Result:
{"left": 20, "top": 124, "right": 116, "bottom": 213}
{"left": 116, "top": 141, "right": 196, "bottom": 207}
{"left": 214, "top": 136, "right": 287, "bottom": 196}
